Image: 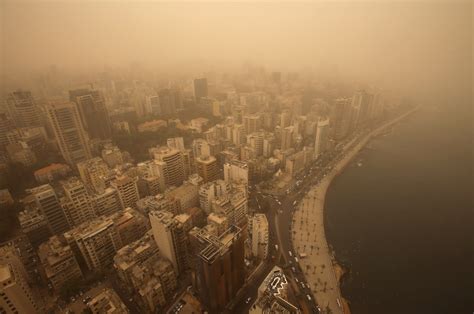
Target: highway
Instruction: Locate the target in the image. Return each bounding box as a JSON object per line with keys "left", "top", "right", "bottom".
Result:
{"left": 232, "top": 113, "right": 411, "bottom": 313}
{"left": 231, "top": 141, "right": 356, "bottom": 313}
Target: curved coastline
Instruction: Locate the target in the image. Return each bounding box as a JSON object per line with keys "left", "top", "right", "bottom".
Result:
{"left": 291, "top": 106, "right": 419, "bottom": 314}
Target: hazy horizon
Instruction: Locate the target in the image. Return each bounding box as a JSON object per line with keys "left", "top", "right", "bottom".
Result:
{"left": 1, "top": 1, "right": 472, "bottom": 104}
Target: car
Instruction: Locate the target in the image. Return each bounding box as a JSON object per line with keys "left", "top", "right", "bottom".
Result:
{"left": 295, "top": 278, "right": 299, "bottom": 283}
{"left": 245, "top": 297, "right": 252, "bottom": 304}
{"left": 306, "top": 294, "right": 312, "bottom": 301}
{"left": 300, "top": 282, "right": 305, "bottom": 288}
{"left": 292, "top": 266, "right": 296, "bottom": 273}
{"left": 288, "top": 251, "right": 293, "bottom": 257}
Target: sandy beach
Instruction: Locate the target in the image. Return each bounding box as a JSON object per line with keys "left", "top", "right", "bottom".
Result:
{"left": 291, "top": 107, "right": 419, "bottom": 314}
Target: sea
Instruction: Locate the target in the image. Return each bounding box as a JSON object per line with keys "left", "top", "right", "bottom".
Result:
{"left": 325, "top": 105, "right": 472, "bottom": 314}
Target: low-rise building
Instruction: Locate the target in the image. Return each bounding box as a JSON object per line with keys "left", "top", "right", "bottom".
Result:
{"left": 34, "top": 163, "right": 71, "bottom": 184}
{"left": 87, "top": 288, "right": 128, "bottom": 314}
{"left": 137, "top": 119, "right": 167, "bottom": 132}
{"left": 6, "top": 141, "right": 36, "bottom": 166}
{"left": 249, "top": 266, "right": 300, "bottom": 314}
{"left": 101, "top": 144, "right": 124, "bottom": 168}
{"left": 0, "top": 189, "right": 14, "bottom": 206}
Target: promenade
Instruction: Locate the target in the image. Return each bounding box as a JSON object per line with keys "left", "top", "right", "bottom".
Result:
{"left": 291, "top": 108, "right": 419, "bottom": 314}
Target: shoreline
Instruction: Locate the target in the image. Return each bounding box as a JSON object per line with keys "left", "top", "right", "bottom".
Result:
{"left": 292, "top": 106, "right": 419, "bottom": 314}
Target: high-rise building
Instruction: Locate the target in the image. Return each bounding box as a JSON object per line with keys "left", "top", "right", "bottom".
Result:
{"left": 0, "top": 263, "right": 39, "bottom": 314}
{"left": 64, "top": 217, "right": 119, "bottom": 271}
{"left": 158, "top": 89, "right": 177, "bottom": 115}
{"left": 132, "top": 255, "right": 176, "bottom": 312}
{"left": 165, "top": 181, "right": 199, "bottom": 212}
{"left": 37, "top": 235, "right": 83, "bottom": 291}
{"left": 281, "top": 126, "right": 294, "bottom": 150}
{"left": 224, "top": 160, "right": 249, "bottom": 186}
{"left": 314, "top": 118, "right": 330, "bottom": 158}
{"left": 192, "top": 138, "right": 211, "bottom": 159}
{"left": 212, "top": 187, "right": 248, "bottom": 227}
{"left": 242, "top": 114, "right": 262, "bottom": 134}
{"left": 91, "top": 187, "right": 122, "bottom": 217}
{"left": 0, "top": 112, "right": 15, "bottom": 149}
{"left": 69, "top": 88, "right": 112, "bottom": 139}
{"left": 280, "top": 110, "right": 291, "bottom": 128}
{"left": 351, "top": 90, "right": 374, "bottom": 127}
{"left": 149, "top": 210, "right": 192, "bottom": 275}
{"left": 193, "top": 78, "right": 208, "bottom": 102}
{"left": 232, "top": 124, "right": 246, "bottom": 146}
{"left": 207, "top": 213, "right": 229, "bottom": 236}
{"left": 152, "top": 147, "right": 186, "bottom": 188}
{"left": 77, "top": 157, "right": 110, "bottom": 194}
{"left": 189, "top": 225, "right": 244, "bottom": 313}
{"left": 114, "top": 234, "right": 178, "bottom": 312}
{"left": 64, "top": 208, "right": 147, "bottom": 271}
{"left": 46, "top": 101, "right": 91, "bottom": 166}
{"left": 285, "top": 150, "right": 307, "bottom": 177}
{"left": 251, "top": 214, "right": 269, "bottom": 260}
{"left": 18, "top": 207, "right": 52, "bottom": 247}
{"left": 113, "top": 232, "right": 159, "bottom": 286}
{"left": 146, "top": 95, "right": 161, "bottom": 115}
{"left": 263, "top": 134, "right": 275, "bottom": 158}
{"left": 195, "top": 156, "right": 220, "bottom": 183}
{"left": 6, "top": 90, "right": 41, "bottom": 128}
{"left": 111, "top": 175, "right": 140, "bottom": 209}
{"left": 330, "top": 98, "right": 353, "bottom": 140}
{"left": 28, "top": 184, "right": 70, "bottom": 235}
{"left": 166, "top": 137, "right": 185, "bottom": 151}
{"left": 247, "top": 132, "right": 264, "bottom": 156}
{"left": 113, "top": 208, "right": 149, "bottom": 246}
{"left": 61, "top": 177, "right": 95, "bottom": 227}
{"left": 199, "top": 180, "right": 231, "bottom": 214}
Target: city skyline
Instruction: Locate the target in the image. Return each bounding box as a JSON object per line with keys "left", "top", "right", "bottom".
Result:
{"left": 0, "top": 1, "right": 471, "bottom": 314}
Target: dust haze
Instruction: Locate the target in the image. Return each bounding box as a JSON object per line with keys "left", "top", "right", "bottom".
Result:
{"left": 1, "top": 1, "right": 472, "bottom": 104}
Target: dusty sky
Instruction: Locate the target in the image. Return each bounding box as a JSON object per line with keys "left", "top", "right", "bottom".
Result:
{"left": 1, "top": 1, "right": 472, "bottom": 103}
